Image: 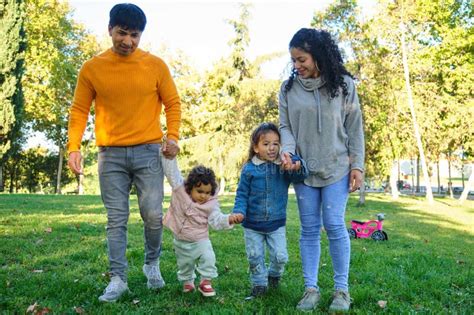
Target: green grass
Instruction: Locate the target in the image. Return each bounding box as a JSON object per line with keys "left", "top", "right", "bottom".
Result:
{"left": 0, "top": 193, "right": 472, "bottom": 314}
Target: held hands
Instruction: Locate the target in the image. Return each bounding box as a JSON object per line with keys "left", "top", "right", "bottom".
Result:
{"left": 349, "top": 169, "right": 363, "bottom": 192}
{"left": 68, "top": 151, "right": 83, "bottom": 175}
{"left": 280, "top": 152, "right": 301, "bottom": 171}
{"left": 162, "top": 138, "right": 180, "bottom": 159}
{"left": 228, "top": 213, "right": 244, "bottom": 225}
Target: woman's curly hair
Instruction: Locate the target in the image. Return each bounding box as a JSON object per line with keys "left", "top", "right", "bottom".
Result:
{"left": 184, "top": 165, "right": 218, "bottom": 196}
{"left": 285, "top": 28, "right": 353, "bottom": 98}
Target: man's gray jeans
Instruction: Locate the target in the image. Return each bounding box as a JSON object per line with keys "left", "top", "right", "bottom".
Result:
{"left": 98, "top": 144, "right": 164, "bottom": 281}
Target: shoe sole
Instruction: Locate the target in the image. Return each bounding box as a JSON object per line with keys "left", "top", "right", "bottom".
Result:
{"left": 147, "top": 280, "right": 165, "bottom": 289}
{"left": 98, "top": 290, "right": 129, "bottom": 303}
{"left": 198, "top": 287, "right": 216, "bottom": 297}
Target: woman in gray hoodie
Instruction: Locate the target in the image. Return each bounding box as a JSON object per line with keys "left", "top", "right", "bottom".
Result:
{"left": 279, "top": 28, "right": 365, "bottom": 312}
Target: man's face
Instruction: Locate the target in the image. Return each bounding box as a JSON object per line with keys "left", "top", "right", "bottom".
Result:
{"left": 108, "top": 25, "right": 142, "bottom": 56}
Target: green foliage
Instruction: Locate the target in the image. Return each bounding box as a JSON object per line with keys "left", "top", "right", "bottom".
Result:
{"left": 0, "top": 0, "right": 25, "bottom": 159}
{"left": 2, "top": 146, "right": 74, "bottom": 193}
{"left": 0, "top": 194, "right": 472, "bottom": 313}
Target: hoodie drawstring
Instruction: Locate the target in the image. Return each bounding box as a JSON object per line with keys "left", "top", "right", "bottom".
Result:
{"left": 314, "top": 90, "right": 322, "bottom": 133}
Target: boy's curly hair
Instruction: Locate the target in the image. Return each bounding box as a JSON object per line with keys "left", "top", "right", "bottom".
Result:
{"left": 285, "top": 28, "right": 353, "bottom": 98}
{"left": 184, "top": 165, "right": 218, "bottom": 196}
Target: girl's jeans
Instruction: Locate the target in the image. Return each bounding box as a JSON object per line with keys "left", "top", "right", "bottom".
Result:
{"left": 98, "top": 144, "right": 164, "bottom": 281}
{"left": 294, "top": 174, "right": 350, "bottom": 291}
{"left": 244, "top": 226, "right": 288, "bottom": 287}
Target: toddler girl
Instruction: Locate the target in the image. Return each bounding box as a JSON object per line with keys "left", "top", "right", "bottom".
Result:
{"left": 162, "top": 153, "right": 243, "bottom": 297}
{"left": 232, "top": 122, "right": 307, "bottom": 300}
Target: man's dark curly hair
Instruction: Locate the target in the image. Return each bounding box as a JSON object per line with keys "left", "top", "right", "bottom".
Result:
{"left": 184, "top": 165, "right": 218, "bottom": 196}
{"left": 285, "top": 28, "right": 353, "bottom": 98}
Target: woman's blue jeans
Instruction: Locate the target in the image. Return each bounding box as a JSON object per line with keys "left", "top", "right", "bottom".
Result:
{"left": 294, "top": 174, "right": 350, "bottom": 291}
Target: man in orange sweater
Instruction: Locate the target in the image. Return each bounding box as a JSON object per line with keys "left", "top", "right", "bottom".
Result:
{"left": 67, "top": 3, "right": 181, "bottom": 302}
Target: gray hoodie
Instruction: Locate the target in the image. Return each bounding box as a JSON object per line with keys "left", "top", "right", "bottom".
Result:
{"left": 279, "top": 75, "right": 365, "bottom": 187}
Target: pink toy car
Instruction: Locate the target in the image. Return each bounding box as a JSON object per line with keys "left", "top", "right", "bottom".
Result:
{"left": 348, "top": 213, "right": 388, "bottom": 241}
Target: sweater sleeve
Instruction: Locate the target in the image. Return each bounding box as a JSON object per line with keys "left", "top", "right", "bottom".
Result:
{"left": 278, "top": 82, "right": 297, "bottom": 154}
{"left": 67, "top": 64, "right": 95, "bottom": 153}
{"left": 157, "top": 60, "right": 181, "bottom": 142}
{"left": 208, "top": 205, "right": 232, "bottom": 231}
{"left": 344, "top": 78, "right": 365, "bottom": 172}
{"left": 161, "top": 155, "right": 184, "bottom": 189}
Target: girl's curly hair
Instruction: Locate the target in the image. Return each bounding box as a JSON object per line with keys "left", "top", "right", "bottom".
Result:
{"left": 184, "top": 165, "right": 218, "bottom": 196}
{"left": 285, "top": 28, "right": 353, "bottom": 98}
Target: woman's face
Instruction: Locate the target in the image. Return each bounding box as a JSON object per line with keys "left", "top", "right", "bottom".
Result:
{"left": 290, "top": 47, "right": 320, "bottom": 79}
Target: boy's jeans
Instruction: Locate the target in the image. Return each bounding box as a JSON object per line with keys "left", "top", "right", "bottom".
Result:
{"left": 294, "top": 174, "right": 350, "bottom": 291}
{"left": 244, "top": 226, "right": 288, "bottom": 287}
{"left": 98, "top": 144, "right": 164, "bottom": 281}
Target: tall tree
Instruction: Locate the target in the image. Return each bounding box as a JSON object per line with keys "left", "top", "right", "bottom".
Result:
{"left": 22, "top": 0, "right": 98, "bottom": 194}
{"left": 0, "top": 0, "right": 26, "bottom": 190}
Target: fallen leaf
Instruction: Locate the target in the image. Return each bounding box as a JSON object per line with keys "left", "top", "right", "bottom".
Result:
{"left": 378, "top": 300, "right": 387, "bottom": 308}
{"left": 6, "top": 280, "right": 10, "bottom": 287}
{"left": 362, "top": 247, "right": 367, "bottom": 252}
{"left": 456, "top": 260, "right": 465, "bottom": 265}
{"left": 44, "top": 227, "right": 52, "bottom": 233}
{"left": 424, "top": 239, "right": 429, "bottom": 243}
{"left": 132, "top": 299, "right": 140, "bottom": 305}
{"left": 36, "top": 239, "right": 43, "bottom": 245}
{"left": 74, "top": 279, "right": 79, "bottom": 283}
{"left": 74, "top": 306, "right": 85, "bottom": 314}
{"left": 26, "top": 302, "right": 38, "bottom": 313}
{"left": 224, "top": 265, "right": 230, "bottom": 272}
{"left": 32, "top": 270, "right": 43, "bottom": 273}
{"left": 321, "top": 263, "right": 327, "bottom": 267}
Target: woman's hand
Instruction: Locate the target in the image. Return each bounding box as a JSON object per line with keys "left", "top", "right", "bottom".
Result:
{"left": 349, "top": 169, "right": 363, "bottom": 192}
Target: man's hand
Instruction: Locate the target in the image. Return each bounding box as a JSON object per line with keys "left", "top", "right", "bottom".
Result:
{"left": 162, "top": 139, "right": 180, "bottom": 159}
{"left": 68, "top": 151, "right": 83, "bottom": 175}
{"left": 349, "top": 169, "right": 363, "bottom": 192}
{"left": 229, "top": 213, "right": 244, "bottom": 225}
{"left": 280, "top": 152, "right": 301, "bottom": 171}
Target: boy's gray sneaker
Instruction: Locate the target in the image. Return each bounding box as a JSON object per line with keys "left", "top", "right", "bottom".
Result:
{"left": 98, "top": 276, "right": 129, "bottom": 302}
{"left": 244, "top": 285, "right": 268, "bottom": 301}
{"left": 296, "top": 287, "right": 321, "bottom": 311}
{"left": 143, "top": 263, "right": 165, "bottom": 289}
{"left": 268, "top": 276, "right": 280, "bottom": 289}
{"left": 329, "top": 290, "right": 351, "bottom": 312}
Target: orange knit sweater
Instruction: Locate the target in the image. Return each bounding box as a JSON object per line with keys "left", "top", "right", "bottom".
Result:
{"left": 67, "top": 48, "right": 181, "bottom": 153}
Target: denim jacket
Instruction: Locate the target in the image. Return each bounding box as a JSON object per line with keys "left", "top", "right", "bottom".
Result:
{"left": 233, "top": 155, "right": 308, "bottom": 231}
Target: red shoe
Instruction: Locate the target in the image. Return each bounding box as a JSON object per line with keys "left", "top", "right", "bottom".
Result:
{"left": 198, "top": 279, "right": 215, "bottom": 297}
{"left": 183, "top": 282, "right": 195, "bottom": 293}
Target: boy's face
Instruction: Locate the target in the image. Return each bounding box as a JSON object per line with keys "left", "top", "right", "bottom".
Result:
{"left": 108, "top": 25, "right": 142, "bottom": 56}
{"left": 190, "top": 183, "right": 212, "bottom": 204}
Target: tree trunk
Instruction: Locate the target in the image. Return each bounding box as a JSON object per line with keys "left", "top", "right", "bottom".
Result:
{"left": 400, "top": 22, "right": 433, "bottom": 204}
{"left": 390, "top": 160, "right": 399, "bottom": 199}
{"left": 437, "top": 160, "right": 441, "bottom": 194}
{"left": 448, "top": 154, "right": 453, "bottom": 198}
{"left": 459, "top": 164, "right": 473, "bottom": 204}
{"left": 0, "top": 167, "right": 3, "bottom": 192}
{"left": 416, "top": 156, "right": 420, "bottom": 193}
{"left": 56, "top": 145, "right": 64, "bottom": 195}
{"left": 358, "top": 172, "right": 365, "bottom": 206}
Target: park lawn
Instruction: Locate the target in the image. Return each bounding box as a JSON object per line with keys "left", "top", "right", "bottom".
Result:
{"left": 0, "top": 193, "right": 472, "bottom": 314}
